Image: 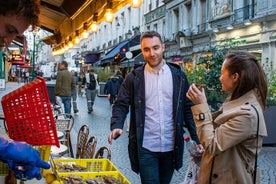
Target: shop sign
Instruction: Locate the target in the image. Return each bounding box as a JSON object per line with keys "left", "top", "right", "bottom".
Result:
{"left": 171, "top": 56, "right": 183, "bottom": 62}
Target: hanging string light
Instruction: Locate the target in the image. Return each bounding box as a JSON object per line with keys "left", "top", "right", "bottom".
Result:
{"left": 130, "top": 0, "right": 143, "bottom": 8}
{"left": 90, "top": 13, "right": 99, "bottom": 32}
{"left": 74, "top": 30, "right": 80, "bottom": 45}
{"left": 52, "top": 0, "right": 144, "bottom": 55}
{"left": 105, "top": 0, "right": 114, "bottom": 23}
{"left": 82, "top": 22, "right": 89, "bottom": 39}
{"left": 68, "top": 36, "right": 73, "bottom": 48}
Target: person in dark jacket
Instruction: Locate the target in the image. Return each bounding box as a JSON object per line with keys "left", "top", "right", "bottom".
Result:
{"left": 105, "top": 74, "right": 123, "bottom": 105}
{"left": 108, "top": 31, "right": 203, "bottom": 184}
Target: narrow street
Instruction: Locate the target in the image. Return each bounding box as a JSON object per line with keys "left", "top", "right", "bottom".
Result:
{"left": 0, "top": 81, "right": 275, "bottom": 184}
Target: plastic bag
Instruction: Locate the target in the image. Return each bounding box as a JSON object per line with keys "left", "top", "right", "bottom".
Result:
{"left": 182, "top": 159, "right": 200, "bottom": 184}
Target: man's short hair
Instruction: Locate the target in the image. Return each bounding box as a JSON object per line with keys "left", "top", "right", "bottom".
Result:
{"left": 61, "top": 61, "right": 68, "bottom": 67}
{"left": 89, "top": 69, "right": 94, "bottom": 73}
{"left": 140, "top": 31, "right": 163, "bottom": 43}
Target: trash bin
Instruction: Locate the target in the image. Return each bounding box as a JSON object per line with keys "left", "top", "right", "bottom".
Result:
{"left": 46, "top": 82, "right": 56, "bottom": 104}
{"left": 97, "top": 82, "right": 108, "bottom": 97}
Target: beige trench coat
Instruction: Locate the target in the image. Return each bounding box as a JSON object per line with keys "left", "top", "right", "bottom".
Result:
{"left": 191, "top": 90, "right": 267, "bottom": 184}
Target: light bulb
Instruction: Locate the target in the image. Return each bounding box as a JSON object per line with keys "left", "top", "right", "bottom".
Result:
{"left": 90, "top": 22, "right": 99, "bottom": 32}
{"left": 131, "top": 0, "right": 143, "bottom": 8}
{"left": 82, "top": 31, "right": 89, "bottom": 39}
{"left": 105, "top": 9, "right": 114, "bottom": 23}
{"left": 68, "top": 42, "right": 73, "bottom": 48}
{"left": 74, "top": 37, "right": 80, "bottom": 45}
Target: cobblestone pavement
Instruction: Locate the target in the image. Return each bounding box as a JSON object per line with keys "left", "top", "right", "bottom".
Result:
{"left": 0, "top": 82, "right": 276, "bottom": 184}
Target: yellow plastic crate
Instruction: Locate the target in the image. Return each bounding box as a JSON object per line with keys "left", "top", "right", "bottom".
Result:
{"left": 0, "top": 145, "right": 51, "bottom": 176}
{"left": 0, "top": 162, "right": 9, "bottom": 176}
{"left": 33, "top": 145, "right": 51, "bottom": 162}
{"left": 52, "top": 158, "right": 117, "bottom": 173}
{"left": 52, "top": 159, "right": 130, "bottom": 184}
{"left": 58, "top": 171, "right": 131, "bottom": 184}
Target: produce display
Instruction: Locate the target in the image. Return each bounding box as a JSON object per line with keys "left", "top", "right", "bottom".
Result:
{"left": 52, "top": 159, "right": 131, "bottom": 184}
{"left": 56, "top": 162, "right": 87, "bottom": 172}
{"left": 61, "top": 174, "right": 122, "bottom": 184}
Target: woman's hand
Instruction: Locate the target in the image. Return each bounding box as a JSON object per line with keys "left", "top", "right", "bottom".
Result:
{"left": 186, "top": 83, "right": 207, "bottom": 105}
{"left": 196, "top": 144, "right": 205, "bottom": 153}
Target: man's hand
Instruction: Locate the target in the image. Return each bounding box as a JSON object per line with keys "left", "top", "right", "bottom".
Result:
{"left": 108, "top": 129, "right": 123, "bottom": 145}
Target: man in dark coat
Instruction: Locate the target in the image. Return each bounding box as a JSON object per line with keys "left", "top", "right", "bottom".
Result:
{"left": 108, "top": 31, "right": 203, "bottom": 183}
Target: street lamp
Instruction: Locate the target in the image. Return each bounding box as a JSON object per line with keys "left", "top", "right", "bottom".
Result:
{"left": 31, "top": 29, "right": 40, "bottom": 80}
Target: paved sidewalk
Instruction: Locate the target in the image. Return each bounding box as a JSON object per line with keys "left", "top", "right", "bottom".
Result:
{"left": 0, "top": 81, "right": 276, "bottom": 184}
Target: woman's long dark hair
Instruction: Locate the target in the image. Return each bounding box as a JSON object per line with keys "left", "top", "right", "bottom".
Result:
{"left": 225, "top": 51, "right": 267, "bottom": 108}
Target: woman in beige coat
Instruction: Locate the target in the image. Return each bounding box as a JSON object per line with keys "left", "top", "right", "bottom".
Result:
{"left": 187, "top": 51, "right": 267, "bottom": 184}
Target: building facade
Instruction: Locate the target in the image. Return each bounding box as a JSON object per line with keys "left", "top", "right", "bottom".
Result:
{"left": 36, "top": 0, "right": 276, "bottom": 72}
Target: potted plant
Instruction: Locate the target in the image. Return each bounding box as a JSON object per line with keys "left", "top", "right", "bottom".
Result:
{"left": 266, "top": 69, "right": 276, "bottom": 106}
{"left": 263, "top": 65, "right": 276, "bottom": 144}
{"left": 185, "top": 39, "right": 236, "bottom": 111}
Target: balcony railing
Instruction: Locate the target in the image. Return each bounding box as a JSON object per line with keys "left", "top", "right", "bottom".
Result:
{"left": 233, "top": 5, "right": 253, "bottom": 24}
{"left": 210, "top": 5, "right": 254, "bottom": 30}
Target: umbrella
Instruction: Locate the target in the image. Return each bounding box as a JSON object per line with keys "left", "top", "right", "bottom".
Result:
{"left": 19, "top": 64, "right": 33, "bottom": 68}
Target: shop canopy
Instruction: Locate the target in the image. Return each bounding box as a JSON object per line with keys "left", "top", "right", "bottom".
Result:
{"left": 8, "top": 55, "right": 25, "bottom": 65}
{"left": 100, "top": 40, "right": 129, "bottom": 65}
{"left": 19, "top": 65, "right": 33, "bottom": 69}
{"left": 82, "top": 51, "right": 101, "bottom": 64}
{"left": 120, "top": 52, "right": 145, "bottom": 68}
{"left": 99, "top": 34, "right": 141, "bottom": 66}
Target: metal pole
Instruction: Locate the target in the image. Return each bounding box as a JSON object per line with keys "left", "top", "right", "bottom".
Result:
{"left": 127, "top": 39, "right": 130, "bottom": 73}
{"left": 127, "top": 59, "right": 130, "bottom": 73}
{"left": 32, "top": 33, "right": 36, "bottom": 80}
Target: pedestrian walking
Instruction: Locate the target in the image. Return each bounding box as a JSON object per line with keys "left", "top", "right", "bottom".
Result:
{"left": 115, "top": 70, "right": 124, "bottom": 84}
{"left": 15, "top": 69, "right": 21, "bottom": 84}
{"left": 186, "top": 51, "right": 268, "bottom": 183}
{"left": 108, "top": 30, "right": 203, "bottom": 184}
{"left": 23, "top": 70, "right": 29, "bottom": 83}
{"left": 54, "top": 61, "right": 75, "bottom": 114}
{"left": 104, "top": 74, "right": 122, "bottom": 105}
{"left": 82, "top": 69, "right": 99, "bottom": 113}
{"left": 71, "top": 70, "right": 79, "bottom": 113}
{"left": 78, "top": 71, "right": 85, "bottom": 97}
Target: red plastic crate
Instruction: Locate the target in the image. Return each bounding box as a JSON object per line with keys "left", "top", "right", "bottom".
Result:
{"left": 1, "top": 77, "right": 59, "bottom": 146}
